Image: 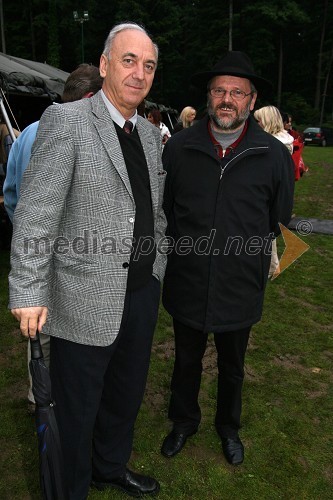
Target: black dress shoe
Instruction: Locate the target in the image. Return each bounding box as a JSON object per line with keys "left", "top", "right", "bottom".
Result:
{"left": 221, "top": 436, "right": 244, "bottom": 465}
{"left": 91, "top": 468, "right": 160, "bottom": 497}
{"left": 161, "top": 429, "right": 196, "bottom": 458}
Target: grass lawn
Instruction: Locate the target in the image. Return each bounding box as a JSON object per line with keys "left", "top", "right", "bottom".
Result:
{"left": 0, "top": 146, "right": 332, "bottom": 499}
{"left": 293, "top": 146, "right": 333, "bottom": 219}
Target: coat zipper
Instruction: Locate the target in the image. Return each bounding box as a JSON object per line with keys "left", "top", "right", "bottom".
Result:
{"left": 219, "top": 146, "right": 269, "bottom": 180}
{"left": 220, "top": 165, "right": 226, "bottom": 180}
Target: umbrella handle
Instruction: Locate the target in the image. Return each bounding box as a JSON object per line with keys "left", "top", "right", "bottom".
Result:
{"left": 30, "top": 331, "right": 44, "bottom": 360}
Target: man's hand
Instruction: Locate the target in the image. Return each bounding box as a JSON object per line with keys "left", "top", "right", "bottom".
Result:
{"left": 11, "top": 307, "right": 48, "bottom": 338}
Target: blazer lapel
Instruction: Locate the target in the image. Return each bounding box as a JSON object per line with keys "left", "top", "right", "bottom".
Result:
{"left": 136, "top": 119, "right": 159, "bottom": 215}
{"left": 91, "top": 92, "right": 134, "bottom": 201}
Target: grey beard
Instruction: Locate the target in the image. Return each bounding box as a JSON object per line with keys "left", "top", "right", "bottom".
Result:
{"left": 208, "top": 100, "right": 251, "bottom": 131}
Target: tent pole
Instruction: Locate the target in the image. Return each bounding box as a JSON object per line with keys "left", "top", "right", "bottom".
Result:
{"left": 0, "top": 96, "right": 17, "bottom": 142}
{"left": 166, "top": 112, "right": 173, "bottom": 130}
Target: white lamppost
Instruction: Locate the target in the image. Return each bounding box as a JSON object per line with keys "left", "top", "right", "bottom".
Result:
{"left": 73, "top": 10, "right": 89, "bottom": 63}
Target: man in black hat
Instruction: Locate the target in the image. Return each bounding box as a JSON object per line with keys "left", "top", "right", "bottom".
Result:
{"left": 160, "top": 51, "right": 294, "bottom": 465}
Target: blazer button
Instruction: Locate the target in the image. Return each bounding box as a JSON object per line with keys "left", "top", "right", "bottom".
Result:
{"left": 128, "top": 217, "right": 135, "bottom": 223}
{"left": 122, "top": 262, "right": 129, "bottom": 268}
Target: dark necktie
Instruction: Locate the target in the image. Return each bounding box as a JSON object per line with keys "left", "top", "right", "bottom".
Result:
{"left": 123, "top": 120, "right": 133, "bottom": 134}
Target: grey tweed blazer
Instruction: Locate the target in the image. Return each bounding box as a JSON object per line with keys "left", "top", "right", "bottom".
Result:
{"left": 9, "top": 91, "right": 167, "bottom": 346}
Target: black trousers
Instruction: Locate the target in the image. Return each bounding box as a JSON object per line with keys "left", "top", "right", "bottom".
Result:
{"left": 50, "top": 277, "right": 160, "bottom": 500}
{"left": 168, "top": 319, "right": 251, "bottom": 439}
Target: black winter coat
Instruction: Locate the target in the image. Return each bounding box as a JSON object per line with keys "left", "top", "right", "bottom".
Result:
{"left": 162, "top": 115, "right": 295, "bottom": 333}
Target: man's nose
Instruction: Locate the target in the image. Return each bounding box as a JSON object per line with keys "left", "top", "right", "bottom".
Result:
{"left": 223, "top": 91, "right": 233, "bottom": 102}
{"left": 133, "top": 64, "right": 144, "bottom": 80}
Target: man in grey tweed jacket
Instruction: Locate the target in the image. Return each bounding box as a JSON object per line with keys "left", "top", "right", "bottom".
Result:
{"left": 9, "top": 23, "right": 166, "bottom": 499}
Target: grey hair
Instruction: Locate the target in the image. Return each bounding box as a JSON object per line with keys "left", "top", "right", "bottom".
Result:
{"left": 250, "top": 82, "right": 257, "bottom": 93}
{"left": 103, "top": 22, "right": 159, "bottom": 61}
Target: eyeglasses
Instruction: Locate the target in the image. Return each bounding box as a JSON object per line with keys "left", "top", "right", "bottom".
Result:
{"left": 209, "top": 88, "right": 253, "bottom": 101}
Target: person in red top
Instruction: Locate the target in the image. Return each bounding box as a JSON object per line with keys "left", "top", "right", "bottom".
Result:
{"left": 281, "top": 112, "right": 302, "bottom": 140}
{"left": 281, "top": 112, "right": 308, "bottom": 180}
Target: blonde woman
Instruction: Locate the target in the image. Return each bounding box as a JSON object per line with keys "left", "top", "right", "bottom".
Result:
{"left": 173, "top": 106, "right": 197, "bottom": 134}
{"left": 254, "top": 105, "right": 294, "bottom": 153}
{"left": 254, "top": 105, "right": 294, "bottom": 278}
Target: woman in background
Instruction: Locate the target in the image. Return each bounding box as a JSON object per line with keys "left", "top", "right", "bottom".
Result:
{"left": 172, "top": 106, "right": 196, "bottom": 134}
{"left": 254, "top": 106, "right": 294, "bottom": 153}
{"left": 147, "top": 109, "right": 171, "bottom": 145}
{"left": 254, "top": 105, "right": 294, "bottom": 278}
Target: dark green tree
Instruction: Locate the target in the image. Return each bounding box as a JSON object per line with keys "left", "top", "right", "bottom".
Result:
{"left": 1, "top": 0, "right": 332, "bottom": 125}
{"left": 241, "top": 0, "right": 310, "bottom": 107}
{"left": 47, "top": 0, "right": 60, "bottom": 67}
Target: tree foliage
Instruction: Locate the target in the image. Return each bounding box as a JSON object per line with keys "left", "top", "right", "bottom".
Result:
{"left": 1, "top": 0, "right": 333, "bottom": 124}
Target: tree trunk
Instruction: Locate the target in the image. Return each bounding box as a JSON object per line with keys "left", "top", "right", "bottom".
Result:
{"left": 0, "top": 0, "right": 6, "bottom": 53}
{"left": 47, "top": 0, "right": 60, "bottom": 67}
{"left": 277, "top": 33, "right": 283, "bottom": 108}
{"left": 30, "top": 1, "right": 36, "bottom": 61}
{"left": 314, "top": 0, "right": 328, "bottom": 110}
{"left": 319, "top": 44, "right": 333, "bottom": 126}
{"left": 229, "top": 0, "right": 233, "bottom": 51}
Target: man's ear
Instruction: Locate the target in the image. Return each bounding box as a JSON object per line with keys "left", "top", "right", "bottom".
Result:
{"left": 82, "top": 92, "right": 94, "bottom": 99}
{"left": 100, "top": 54, "right": 108, "bottom": 78}
{"left": 250, "top": 93, "right": 257, "bottom": 111}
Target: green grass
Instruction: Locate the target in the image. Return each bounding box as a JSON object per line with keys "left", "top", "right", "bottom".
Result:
{"left": 293, "top": 145, "right": 333, "bottom": 219}
{"left": 1, "top": 148, "right": 332, "bottom": 499}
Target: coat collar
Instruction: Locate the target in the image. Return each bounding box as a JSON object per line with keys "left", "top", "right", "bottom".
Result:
{"left": 182, "top": 114, "right": 270, "bottom": 161}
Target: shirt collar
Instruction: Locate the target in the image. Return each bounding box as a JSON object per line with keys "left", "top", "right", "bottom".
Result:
{"left": 101, "top": 90, "right": 138, "bottom": 129}
{"left": 208, "top": 119, "right": 248, "bottom": 159}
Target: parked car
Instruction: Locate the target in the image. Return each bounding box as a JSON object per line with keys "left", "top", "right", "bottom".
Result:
{"left": 303, "top": 127, "right": 333, "bottom": 147}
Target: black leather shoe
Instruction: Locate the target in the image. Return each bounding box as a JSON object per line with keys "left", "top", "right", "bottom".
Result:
{"left": 161, "top": 429, "right": 196, "bottom": 458}
{"left": 221, "top": 436, "right": 244, "bottom": 465}
{"left": 91, "top": 468, "right": 160, "bottom": 497}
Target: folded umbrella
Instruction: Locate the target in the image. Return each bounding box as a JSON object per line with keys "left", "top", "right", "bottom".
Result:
{"left": 29, "top": 332, "right": 67, "bottom": 500}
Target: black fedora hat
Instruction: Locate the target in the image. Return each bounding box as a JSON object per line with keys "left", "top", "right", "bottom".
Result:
{"left": 191, "top": 51, "right": 271, "bottom": 92}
